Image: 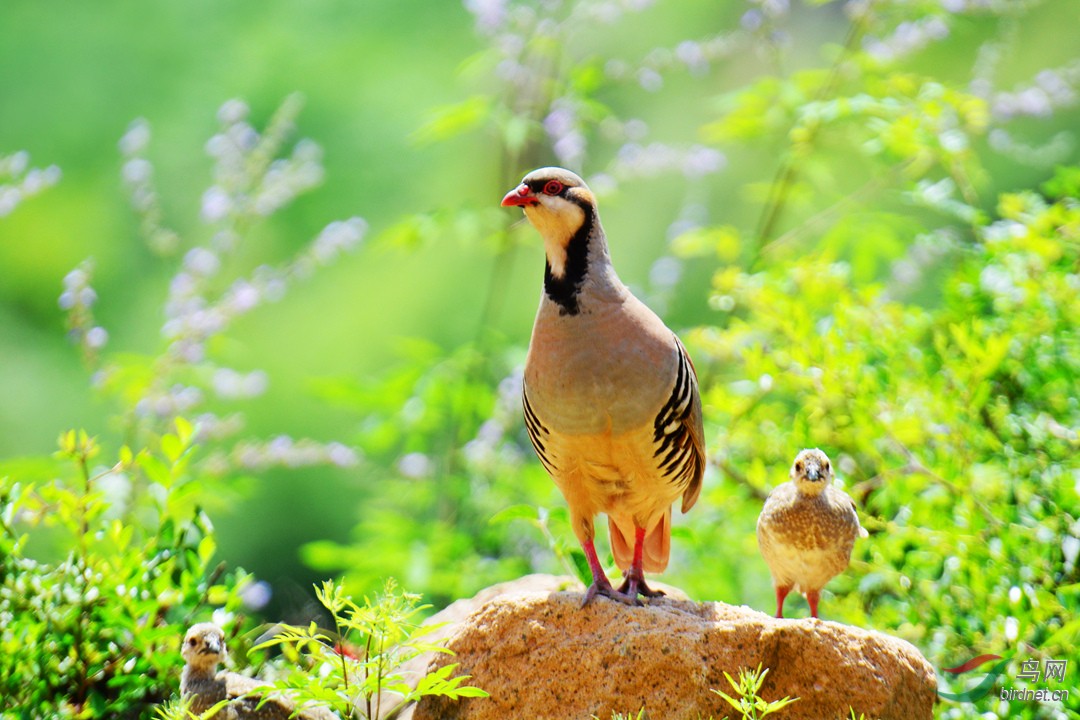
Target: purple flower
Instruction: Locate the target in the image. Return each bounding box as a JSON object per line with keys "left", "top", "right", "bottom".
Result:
{"left": 118, "top": 119, "right": 151, "bottom": 156}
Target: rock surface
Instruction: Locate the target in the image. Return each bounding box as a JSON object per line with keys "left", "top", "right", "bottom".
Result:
{"left": 409, "top": 574, "right": 935, "bottom": 720}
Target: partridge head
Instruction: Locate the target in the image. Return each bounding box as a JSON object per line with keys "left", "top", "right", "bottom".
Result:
{"left": 181, "top": 623, "right": 228, "bottom": 710}
{"left": 792, "top": 447, "right": 831, "bottom": 496}
{"left": 756, "top": 448, "right": 868, "bottom": 619}
{"left": 504, "top": 167, "right": 705, "bottom": 606}
{"left": 180, "top": 623, "right": 336, "bottom": 720}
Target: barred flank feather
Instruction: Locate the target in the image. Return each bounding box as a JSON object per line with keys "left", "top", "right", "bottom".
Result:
{"left": 653, "top": 338, "right": 704, "bottom": 513}
{"left": 522, "top": 383, "right": 556, "bottom": 473}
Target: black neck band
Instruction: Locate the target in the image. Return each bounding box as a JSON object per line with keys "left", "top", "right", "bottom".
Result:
{"left": 543, "top": 210, "right": 593, "bottom": 316}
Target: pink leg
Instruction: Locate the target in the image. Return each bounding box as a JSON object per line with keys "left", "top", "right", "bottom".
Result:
{"left": 807, "top": 590, "right": 821, "bottom": 619}
{"left": 616, "top": 526, "right": 665, "bottom": 601}
{"left": 775, "top": 585, "right": 792, "bottom": 618}
{"left": 581, "top": 538, "right": 636, "bottom": 606}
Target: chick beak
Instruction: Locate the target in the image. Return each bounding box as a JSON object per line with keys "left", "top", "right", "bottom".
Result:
{"left": 805, "top": 466, "right": 822, "bottom": 482}
{"left": 202, "top": 637, "right": 222, "bottom": 655}
{"left": 501, "top": 183, "right": 538, "bottom": 207}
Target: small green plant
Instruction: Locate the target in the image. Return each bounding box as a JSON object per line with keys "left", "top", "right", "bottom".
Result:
{"left": 252, "top": 577, "right": 487, "bottom": 719}
{"left": 0, "top": 95, "right": 368, "bottom": 719}
{"left": 711, "top": 664, "right": 798, "bottom": 720}
{"left": 602, "top": 710, "right": 649, "bottom": 720}
{"left": 0, "top": 425, "right": 251, "bottom": 718}
{"left": 152, "top": 694, "right": 231, "bottom": 720}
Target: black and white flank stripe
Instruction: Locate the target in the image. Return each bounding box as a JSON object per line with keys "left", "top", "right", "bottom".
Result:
{"left": 652, "top": 336, "right": 704, "bottom": 490}
{"left": 522, "top": 383, "right": 556, "bottom": 473}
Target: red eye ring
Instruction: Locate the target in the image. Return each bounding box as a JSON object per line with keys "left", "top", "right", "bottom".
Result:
{"left": 542, "top": 180, "right": 563, "bottom": 196}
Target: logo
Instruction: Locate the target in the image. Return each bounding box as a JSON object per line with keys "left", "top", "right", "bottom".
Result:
{"left": 938, "top": 654, "right": 1011, "bottom": 702}
{"left": 938, "top": 653, "right": 1072, "bottom": 704}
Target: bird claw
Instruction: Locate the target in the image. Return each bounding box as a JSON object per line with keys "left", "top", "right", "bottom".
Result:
{"left": 581, "top": 579, "right": 643, "bottom": 607}
{"left": 618, "top": 570, "right": 665, "bottom": 600}
{"left": 579, "top": 570, "right": 664, "bottom": 607}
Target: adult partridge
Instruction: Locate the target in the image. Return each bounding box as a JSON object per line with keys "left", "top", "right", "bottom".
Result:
{"left": 180, "top": 623, "right": 337, "bottom": 719}
{"left": 502, "top": 167, "right": 705, "bottom": 606}
{"left": 756, "top": 448, "right": 868, "bottom": 619}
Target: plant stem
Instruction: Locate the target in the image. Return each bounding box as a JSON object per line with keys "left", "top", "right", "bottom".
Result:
{"left": 332, "top": 605, "right": 350, "bottom": 712}
{"left": 751, "top": 10, "right": 869, "bottom": 263}
{"left": 364, "top": 631, "right": 374, "bottom": 719}
{"left": 374, "top": 615, "right": 387, "bottom": 720}
{"left": 73, "top": 447, "right": 93, "bottom": 708}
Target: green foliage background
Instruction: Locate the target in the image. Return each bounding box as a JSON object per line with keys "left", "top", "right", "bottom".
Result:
{"left": 1, "top": 1, "right": 1078, "bottom": 718}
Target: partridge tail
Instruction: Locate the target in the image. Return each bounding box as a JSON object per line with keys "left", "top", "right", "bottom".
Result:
{"left": 608, "top": 517, "right": 634, "bottom": 571}
{"left": 608, "top": 509, "right": 671, "bottom": 573}
{"left": 643, "top": 509, "right": 672, "bottom": 573}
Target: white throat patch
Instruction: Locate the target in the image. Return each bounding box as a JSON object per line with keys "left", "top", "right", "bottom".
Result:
{"left": 524, "top": 197, "right": 585, "bottom": 279}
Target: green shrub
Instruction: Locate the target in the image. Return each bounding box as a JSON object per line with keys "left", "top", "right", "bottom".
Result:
{"left": 0, "top": 425, "right": 251, "bottom": 718}
{"left": 252, "top": 578, "right": 487, "bottom": 719}
{"left": 0, "top": 96, "right": 362, "bottom": 719}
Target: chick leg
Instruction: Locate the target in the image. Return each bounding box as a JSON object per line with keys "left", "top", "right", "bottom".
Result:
{"left": 775, "top": 584, "right": 792, "bottom": 618}
{"left": 806, "top": 589, "right": 821, "bottom": 619}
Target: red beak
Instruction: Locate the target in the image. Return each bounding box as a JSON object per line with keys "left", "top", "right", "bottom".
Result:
{"left": 501, "top": 183, "right": 538, "bottom": 207}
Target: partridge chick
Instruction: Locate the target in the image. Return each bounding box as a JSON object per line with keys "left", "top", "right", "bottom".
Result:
{"left": 756, "top": 449, "right": 868, "bottom": 618}
{"left": 502, "top": 167, "right": 705, "bottom": 606}
{"left": 181, "top": 623, "right": 336, "bottom": 720}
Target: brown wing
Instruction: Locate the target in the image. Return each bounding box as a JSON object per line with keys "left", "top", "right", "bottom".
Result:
{"left": 651, "top": 335, "right": 706, "bottom": 512}
{"left": 848, "top": 494, "right": 870, "bottom": 539}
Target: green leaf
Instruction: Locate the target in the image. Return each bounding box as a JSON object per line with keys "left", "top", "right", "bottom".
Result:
{"left": 569, "top": 548, "right": 591, "bottom": 587}
{"left": 489, "top": 504, "right": 540, "bottom": 525}
{"left": 174, "top": 417, "right": 194, "bottom": 446}
{"left": 161, "top": 434, "right": 183, "bottom": 464}
{"left": 412, "top": 96, "right": 491, "bottom": 146}
{"left": 447, "top": 685, "right": 489, "bottom": 698}
{"left": 197, "top": 535, "right": 216, "bottom": 565}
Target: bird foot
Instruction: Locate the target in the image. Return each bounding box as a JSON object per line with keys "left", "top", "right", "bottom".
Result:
{"left": 581, "top": 578, "right": 642, "bottom": 607}
{"left": 617, "top": 570, "right": 665, "bottom": 601}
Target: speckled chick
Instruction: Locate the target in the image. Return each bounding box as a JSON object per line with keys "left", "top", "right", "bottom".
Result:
{"left": 756, "top": 449, "right": 868, "bottom": 619}
{"left": 180, "top": 623, "right": 337, "bottom": 720}
{"left": 503, "top": 168, "right": 705, "bottom": 606}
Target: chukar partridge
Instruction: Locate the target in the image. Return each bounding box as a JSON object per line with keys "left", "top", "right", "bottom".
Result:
{"left": 502, "top": 167, "right": 705, "bottom": 606}
{"left": 756, "top": 448, "right": 868, "bottom": 618}
{"left": 181, "top": 623, "right": 337, "bottom": 719}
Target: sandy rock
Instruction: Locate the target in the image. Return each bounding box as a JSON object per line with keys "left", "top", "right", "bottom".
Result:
{"left": 409, "top": 574, "right": 935, "bottom": 720}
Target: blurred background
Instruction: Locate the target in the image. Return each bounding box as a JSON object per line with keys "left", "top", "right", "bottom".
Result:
{"left": 2, "top": 1, "right": 1079, "bottom": 717}
{"left": 1, "top": 0, "right": 790, "bottom": 605}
